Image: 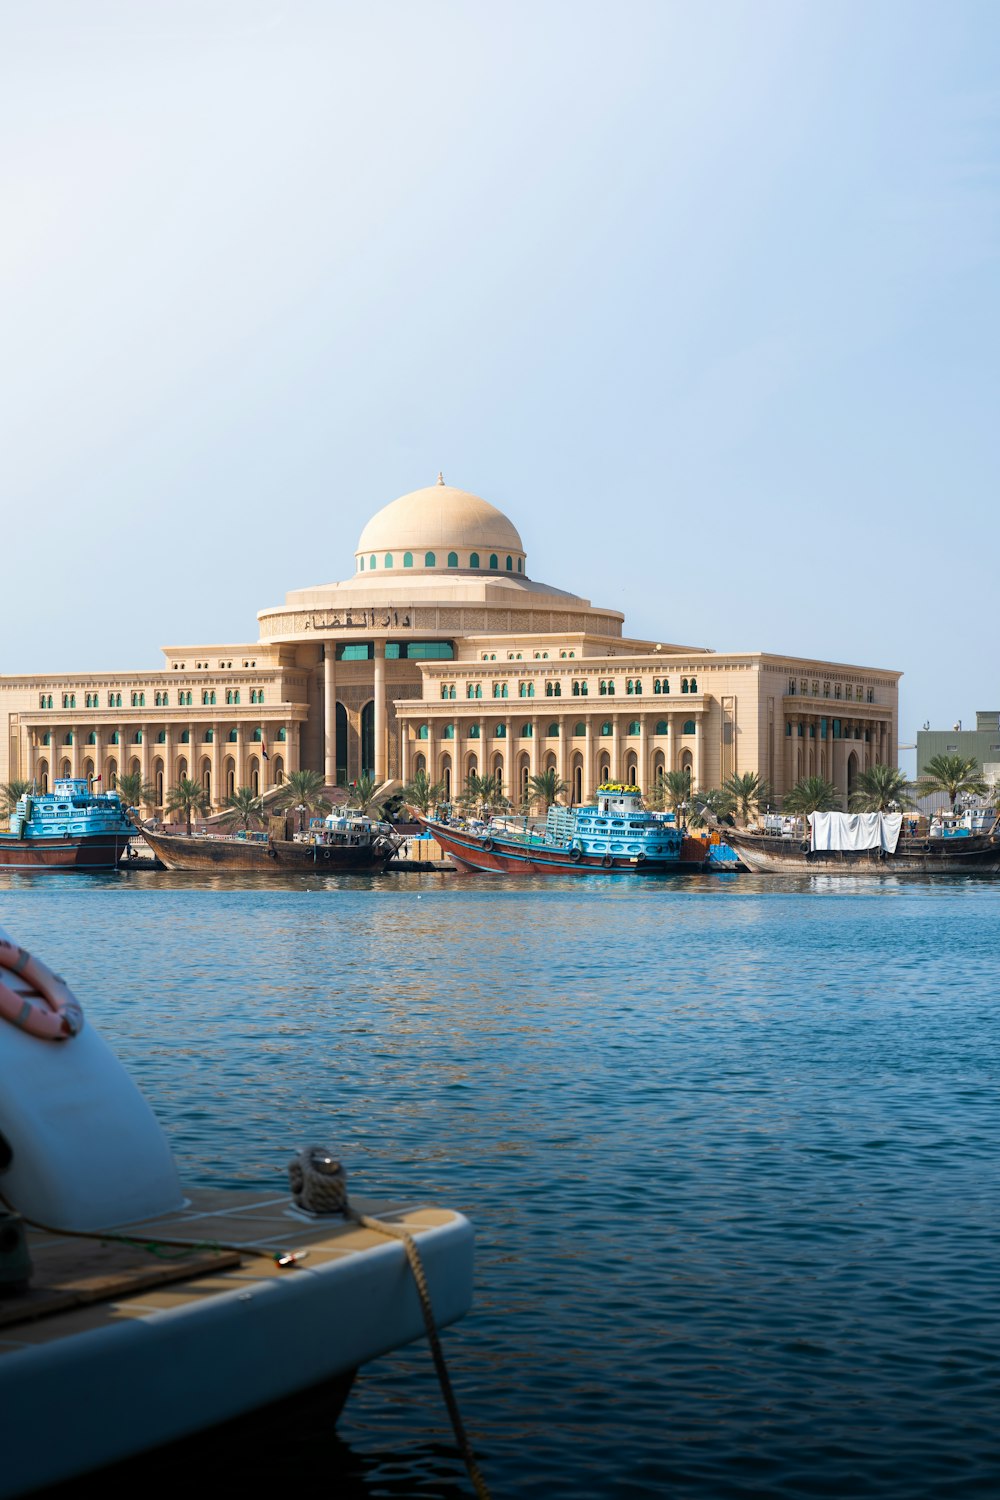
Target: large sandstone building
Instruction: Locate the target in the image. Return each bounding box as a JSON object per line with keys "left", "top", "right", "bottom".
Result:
{"left": 0, "top": 478, "right": 900, "bottom": 809}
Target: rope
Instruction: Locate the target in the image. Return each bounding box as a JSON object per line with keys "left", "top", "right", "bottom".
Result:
{"left": 290, "top": 1147, "right": 491, "bottom": 1500}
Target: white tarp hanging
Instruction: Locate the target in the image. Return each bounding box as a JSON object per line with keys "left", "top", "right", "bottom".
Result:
{"left": 809, "top": 811, "right": 903, "bottom": 853}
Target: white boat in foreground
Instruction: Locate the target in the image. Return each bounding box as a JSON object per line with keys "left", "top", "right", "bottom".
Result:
{"left": 0, "top": 930, "right": 474, "bottom": 1498}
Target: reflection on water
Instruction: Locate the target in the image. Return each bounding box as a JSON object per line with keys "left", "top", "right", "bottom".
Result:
{"left": 4, "top": 872, "right": 1000, "bottom": 1497}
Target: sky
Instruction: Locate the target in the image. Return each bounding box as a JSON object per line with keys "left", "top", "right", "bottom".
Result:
{"left": 2, "top": 1, "right": 998, "bottom": 771}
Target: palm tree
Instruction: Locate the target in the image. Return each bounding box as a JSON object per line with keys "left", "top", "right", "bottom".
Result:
{"left": 848, "top": 764, "right": 915, "bottom": 813}
{"left": 722, "top": 771, "right": 770, "bottom": 826}
{"left": 347, "top": 773, "right": 390, "bottom": 817}
{"left": 688, "top": 786, "right": 735, "bottom": 829}
{"left": 782, "top": 776, "right": 841, "bottom": 832}
{"left": 401, "top": 770, "right": 446, "bottom": 815}
{"left": 0, "top": 780, "right": 32, "bottom": 817}
{"left": 116, "top": 770, "right": 159, "bottom": 814}
{"left": 221, "top": 785, "right": 263, "bottom": 832}
{"left": 528, "top": 768, "right": 568, "bottom": 813}
{"left": 464, "top": 772, "right": 504, "bottom": 816}
{"left": 659, "top": 768, "right": 692, "bottom": 827}
{"left": 276, "top": 769, "right": 331, "bottom": 831}
{"left": 913, "top": 753, "right": 987, "bottom": 812}
{"left": 164, "top": 776, "right": 211, "bottom": 835}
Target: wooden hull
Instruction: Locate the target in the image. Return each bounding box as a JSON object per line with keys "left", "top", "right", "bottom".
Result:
{"left": 722, "top": 830, "right": 1000, "bottom": 875}
{"left": 0, "top": 833, "right": 132, "bottom": 871}
{"left": 424, "top": 819, "right": 699, "bottom": 874}
{"left": 141, "top": 829, "right": 397, "bottom": 874}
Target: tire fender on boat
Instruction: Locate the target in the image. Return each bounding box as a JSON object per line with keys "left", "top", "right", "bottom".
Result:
{"left": 601, "top": 854, "right": 613, "bottom": 869}
{"left": 0, "top": 940, "right": 84, "bottom": 1041}
{"left": 569, "top": 845, "right": 583, "bottom": 862}
{"left": 482, "top": 837, "right": 495, "bottom": 852}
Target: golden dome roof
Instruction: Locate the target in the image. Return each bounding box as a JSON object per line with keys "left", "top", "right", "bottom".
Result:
{"left": 356, "top": 477, "right": 524, "bottom": 572}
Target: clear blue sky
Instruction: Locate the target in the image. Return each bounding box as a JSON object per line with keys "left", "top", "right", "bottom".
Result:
{"left": 3, "top": 2, "right": 997, "bottom": 770}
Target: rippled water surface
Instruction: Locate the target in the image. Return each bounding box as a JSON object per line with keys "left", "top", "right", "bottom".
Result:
{"left": 3, "top": 870, "right": 999, "bottom": 1498}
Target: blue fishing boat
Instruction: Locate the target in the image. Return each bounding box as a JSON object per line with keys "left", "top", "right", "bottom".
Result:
{"left": 0, "top": 780, "right": 134, "bottom": 870}
{"left": 422, "top": 782, "right": 694, "bottom": 874}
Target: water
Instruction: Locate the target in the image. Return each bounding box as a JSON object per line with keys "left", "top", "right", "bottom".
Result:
{"left": 3, "top": 871, "right": 999, "bottom": 1498}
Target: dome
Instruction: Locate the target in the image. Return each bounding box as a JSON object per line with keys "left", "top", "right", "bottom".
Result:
{"left": 354, "top": 477, "right": 526, "bottom": 577}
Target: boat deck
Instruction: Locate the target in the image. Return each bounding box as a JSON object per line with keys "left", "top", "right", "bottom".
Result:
{"left": 0, "top": 1186, "right": 462, "bottom": 1352}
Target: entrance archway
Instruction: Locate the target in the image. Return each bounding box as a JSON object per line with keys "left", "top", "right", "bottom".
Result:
{"left": 847, "top": 750, "right": 859, "bottom": 799}
{"left": 336, "top": 703, "right": 348, "bottom": 784}
{"left": 360, "top": 702, "right": 374, "bottom": 778}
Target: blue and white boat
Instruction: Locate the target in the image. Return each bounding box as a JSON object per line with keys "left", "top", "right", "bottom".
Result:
{"left": 423, "top": 783, "right": 693, "bottom": 874}
{"left": 0, "top": 780, "right": 134, "bottom": 870}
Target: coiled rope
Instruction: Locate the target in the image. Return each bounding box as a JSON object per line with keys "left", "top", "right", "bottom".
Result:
{"left": 289, "top": 1147, "right": 491, "bottom": 1500}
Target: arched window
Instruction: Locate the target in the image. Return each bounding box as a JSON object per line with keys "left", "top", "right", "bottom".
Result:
{"left": 228, "top": 729, "right": 238, "bottom": 743}
{"left": 681, "top": 678, "right": 689, "bottom": 693}
{"left": 470, "top": 552, "right": 480, "bottom": 568}
{"left": 205, "top": 729, "right": 214, "bottom": 743}
{"left": 444, "top": 724, "right": 455, "bottom": 739}
{"left": 359, "top": 557, "right": 364, "bottom": 571}
{"left": 370, "top": 554, "right": 377, "bottom": 569}
{"left": 404, "top": 552, "right": 413, "bottom": 568}
{"left": 156, "top": 730, "right": 166, "bottom": 743}
{"left": 469, "top": 724, "right": 480, "bottom": 739}
{"left": 521, "top": 723, "right": 533, "bottom": 738}
{"left": 447, "top": 552, "right": 458, "bottom": 568}
{"left": 547, "top": 723, "right": 560, "bottom": 737}
{"left": 627, "top": 721, "right": 640, "bottom": 735}
{"left": 517, "top": 558, "right": 523, "bottom": 572}
{"left": 683, "top": 720, "right": 696, "bottom": 735}
{"left": 690, "top": 678, "right": 697, "bottom": 693}
{"left": 506, "top": 555, "right": 513, "bottom": 570}
{"left": 495, "top": 723, "right": 507, "bottom": 738}
{"left": 134, "top": 730, "right": 142, "bottom": 744}
{"left": 574, "top": 722, "right": 586, "bottom": 736}
{"left": 385, "top": 554, "right": 393, "bottom": 568}
{"left": 277, "top": 727, "right": 286, "bottom": 741}
{"left": 489, "top": 553, "right": 498, "bottom": 569}
{"left": 418, "top": 724, "right": 429, "bottom": 740}
{"left": 425, "top": 552, "right": 436, "bottom": 567}
{"left": 181, "top": 730, "right": 190, "bottom": 743}
{"left": 42, "top": 731, "right": 51, "bottom": 746}
{"left": 226, "top": 690, "right": 233, "bottom": 705}
{"left": 110, "top": 731, "right": 119, "bottom": 745}
{"left": 87, "top": 731, "right": 97, "bottom": 744}
{"left": 654, "top": 720, "right": 668, "bottom": 735}
{"left": 253, "top": 728, "right": 263, "bottom": 741}
{"left": 601, "top": 722, "right": 612, "bottom": 737}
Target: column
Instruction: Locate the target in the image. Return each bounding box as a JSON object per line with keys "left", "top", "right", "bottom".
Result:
{"left": 235, "top": 724, "right": 245, "bottom": 797}
{"left": 693, "top": 712, "right": 703, "bottom": 792}
{"left": 188, "top": 722, "right": 197, "bottom": 782}
{"left": 139, "top": 725, "right": 151, "bottom": 789}
{"left": 670, "top": 712, "right": 683, "bottom": 772}
{"left": 556, "top": 715, "right": 569, "bottom": 791}
{"left": 118, "top": 723, "right": 126, "bottom": 784}
{"left": 324, "top": 644, "right": 337, "bottom": 785}
{"left": 162, "top": 729, "right": 172, "bottom": 801}
{"left": 529, "top": 716, "right": 540, "bottom": 778}
{"left": 638, "top": 716, "right": 647, "bottom": 792}
{"left": 373, "top": 640, "right": 386, "bottom": 782}
{"left": 609, "top": 716, "right": 619, "bottom": 781}
{"left": 583, "top": 719, "right": 594, "bottom": 800}
{"left": 93, "top": 730, "right": 104, "bottom": 789}
{"left": 211, "top": 723, "right": 221, "bottom": 809}
{"left": 400, "top": 719, "right": 409, "bottom": 786}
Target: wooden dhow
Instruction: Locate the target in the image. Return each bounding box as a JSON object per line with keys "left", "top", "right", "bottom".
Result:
{"left": 140, "top": 813, "right": 403, "bottom": 874}
{"left": 721, "top": 808, "right": 1000, "bottom": 874}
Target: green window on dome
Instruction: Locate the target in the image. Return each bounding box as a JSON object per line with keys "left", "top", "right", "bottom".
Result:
{"left": 655, "top": 720, "right": 668, "bottom": 735}
{"left": 506, "top": 555, "right": 513, "bottom": 570}
{"left": 404, "top": 552, "right": 413, "bottom": 567}
{"left": 470, "top": 552, "right": 480, "bottom": 567}
{"left": 517, "top": 558, "right": 523, "bottom": 572}
{"left": 385, "top": 554, "right": 393, "bottom": 568}
{"left": 547, "top": 723, "right": 559, "bottom": 737}
{"left": 370, "top": 555, "right": 376, "bottom": 569}
{"left": 683, "top": 720, "right": 696, "bottom": 735}
{"left": 601, "top": 722, "right": 612, "bottom": 737}
{"left": 448, "top": 552, "right": 458, "bottom": 568}
{"left": 425, "top": 552, "right": 436, "bottom": 567}
{"left": 489, "top": 553, "right": 498, "bottom": 569}
{"left": 360, "top": 557, "right": 364, "bottom": 570}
